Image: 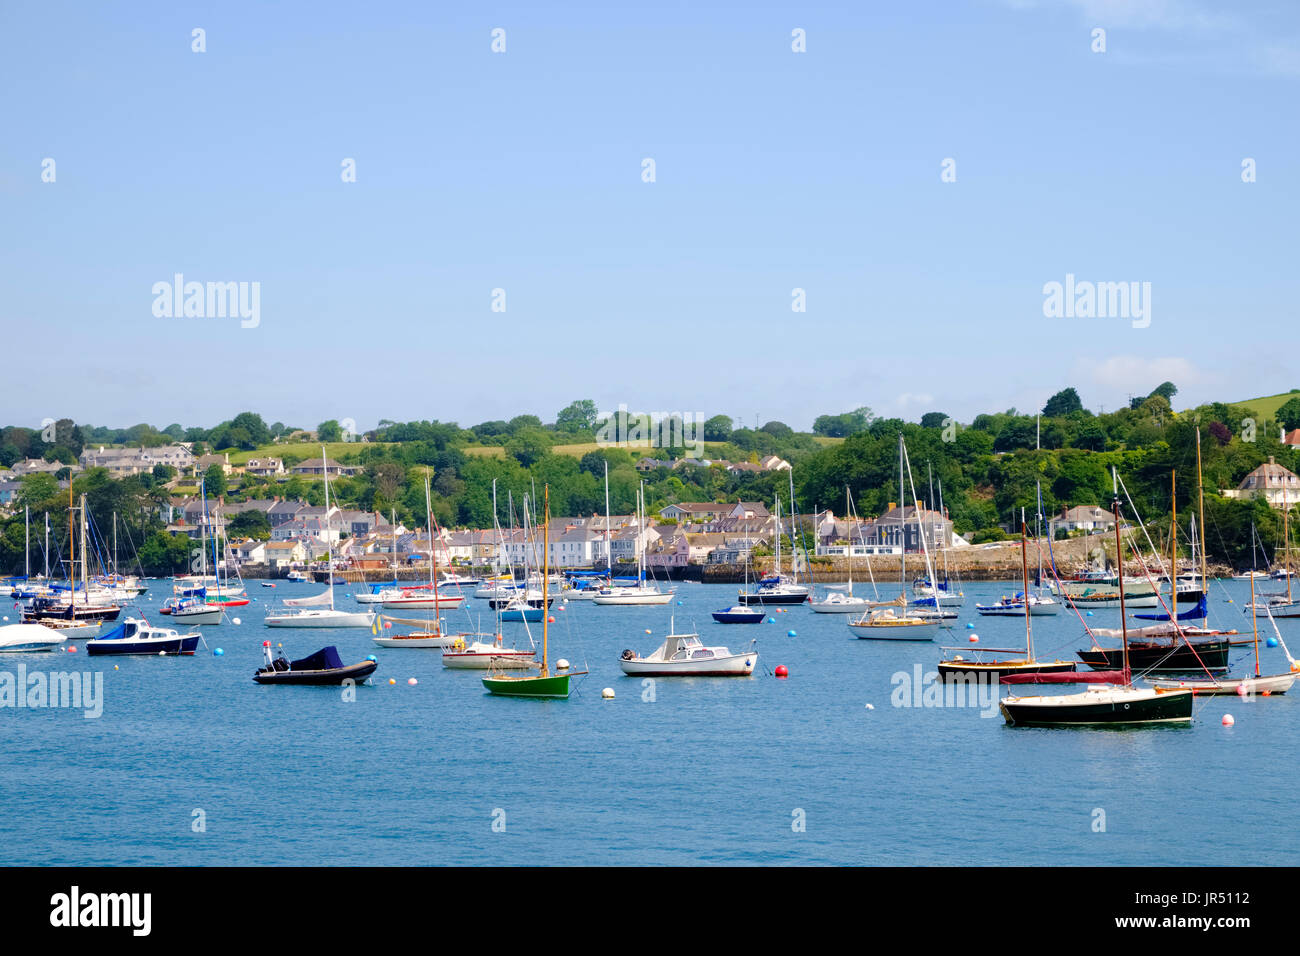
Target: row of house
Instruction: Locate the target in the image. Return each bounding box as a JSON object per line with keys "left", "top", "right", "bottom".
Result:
{"left": 635, "top": 455, "right": 791, "bottom": 474}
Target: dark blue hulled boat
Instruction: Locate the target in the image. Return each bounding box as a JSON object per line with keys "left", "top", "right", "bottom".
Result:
{"left": 253, "top": 643, "right": 379, "bottom": 685}
{"left": 86, "top": 618, "right": 201, "bottom": 656}
{"left": 711, "top": 605, "right": 766, "bottom": 624}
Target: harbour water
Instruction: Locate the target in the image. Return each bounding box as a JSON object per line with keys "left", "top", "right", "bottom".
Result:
{"left": 3, "top": 578, "right": 1296, "bottom": 866}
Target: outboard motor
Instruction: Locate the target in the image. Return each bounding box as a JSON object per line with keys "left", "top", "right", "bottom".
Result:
{"left": 621, "top": 649, "right": 636, "bottom": 661}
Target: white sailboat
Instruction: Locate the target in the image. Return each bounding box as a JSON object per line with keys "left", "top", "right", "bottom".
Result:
{"left": 810, "top": 487, "right": 873, "bottom": 613}
{"left": 592, "top": 482, "right": 675, "bottom": 605}
{"left": 265, "top": 447, "right": 376, "bottom": 629}
{"left": 848, "top": 436, "right": 941, "bottom": 641}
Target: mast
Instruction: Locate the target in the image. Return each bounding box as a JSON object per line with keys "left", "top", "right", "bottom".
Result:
{"left": 427, "top": 471, "right": 440, "bottom": 626}
{"left": 1170, "top": 470, "right": 1177, "bottom": 590}
{"left": 1196, "top": 428, "right": 1208, "bottom": 595}
{"left": 321, "top": 445, "right": 334, "bottom": 611}
{"left": 1285, "top": 483, "right": 1292, "bottom": 604}
{"left": 898, "top": 434, "right": 905, "bottom": 597}
{"left": 24, "top": 506, "right": 29, "bottom": 581}
{"left": 1020, "top": 520, "right": 1033, "bottom": 660}
{"left": 604, "top": 461, "right": 612, "bottom": 575}
{"left": 79, "top": 493, "right": 89, "bottom": 600}
{"left": 541, "top": 485, "right": 550, "bottom": 677}
{"left": 1251, "top": 570, "right": 1261, "bottom": 677}
{"left": 43, "top": 512, "right": 49, "bottom": 579}
{"left": 67, "top": 484, "right": 74, "bottom": 601}
{"left": 1112, "top": 469, "right": 1130, "bottom": 685}
{"left": 845, "top": 487, "right": 854, "bottom": 595}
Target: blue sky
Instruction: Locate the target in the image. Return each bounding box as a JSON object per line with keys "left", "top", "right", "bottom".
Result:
{"left": 2, "top": 0, "right": 1297, "bottom": 433}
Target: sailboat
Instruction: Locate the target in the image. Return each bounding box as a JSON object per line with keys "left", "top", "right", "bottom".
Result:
{"left": 354, "top": 510, "right": 401, "bottom": 603}
{"left": 809, "top": 488, "right": 873, "bottom": 614}
{"left": 939, "top": 524, "right": 1076, "bottom": 681}
{"left": 1249, "top": 482, "right": 1300, "bottom": 617}
{"left": 565, "top": 463, "right": 614, "bottom": 601}
{"left": 999, "top": 479, "right": 1195, "bottom": 727}
{"left": 22, "top": 490, "right": 120, "bottom": 635}
{"left": 737, "top": 489, "right": 809, "bottom": 606}
{"left": 848, "top": 436, "right": 940, "bottom": 641}
{"left": 712, "top": 546, "right": 767, "bottom": 623}
{"left": 1147, "top": 572, "right": 1296, "bottom": 695}
{"left": 374, "top": 479, "right": 486, "bottom": 648}
{"left": 264, "top": 447, "right": 376, "bottom": 628}
{"left": 592, "top": 483, "right": 675, "bottom": 605}
{"left": 482, "top": 486, "right": 587, "bottom": 697}
{"left": 442, "top": 481, "right": 539, "bottom": 668}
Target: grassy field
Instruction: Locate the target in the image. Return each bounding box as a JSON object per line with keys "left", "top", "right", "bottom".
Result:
{"left": 1228, "top": 391, "right": 1300, "bottom": 421}
{"left": 225, "top": 442, "right": 393, "bottom": 465}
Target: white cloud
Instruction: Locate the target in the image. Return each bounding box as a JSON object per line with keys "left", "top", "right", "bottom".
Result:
{"left": 1084, "top": 355, "right": 1216, "bottom": 393}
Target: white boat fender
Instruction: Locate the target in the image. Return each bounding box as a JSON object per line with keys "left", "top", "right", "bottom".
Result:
{"left": 602, "top": 687, "right": 615, "bottom": 699}
{"left": 556, "top": 659, "right": 570, "bottom": 670}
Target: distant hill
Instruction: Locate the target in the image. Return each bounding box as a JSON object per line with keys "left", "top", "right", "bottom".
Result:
{"left": 1228, "top": 390, "right": 1300, "bottom": 421}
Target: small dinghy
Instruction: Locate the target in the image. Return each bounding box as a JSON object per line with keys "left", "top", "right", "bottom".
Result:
{"left": 253, "top": 642, "right": 378, "bottom": 685}
{"left": 711, "top": 605, "right": 766, "bottom": 624}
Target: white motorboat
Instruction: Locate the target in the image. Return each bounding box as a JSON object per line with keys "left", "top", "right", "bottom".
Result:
{"left": 379, "top": 587, "right": 466, "bottom": 610}
{"left": 619, "top": 624, "right": 757, "bottom": 676}
{"left": 0, "top": 622, "right": 64, "bottom": 652}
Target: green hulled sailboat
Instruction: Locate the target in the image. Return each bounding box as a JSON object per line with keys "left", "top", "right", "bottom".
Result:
{"left": 482, "top": 486, "right": 584, "bottom": 699}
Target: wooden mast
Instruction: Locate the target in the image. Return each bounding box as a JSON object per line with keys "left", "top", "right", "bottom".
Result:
{"left": 1020, "top": 521, "right": 1032, "bottom": 661}
{"left": 541, "top": 485, "right": 550, "bottom": 677}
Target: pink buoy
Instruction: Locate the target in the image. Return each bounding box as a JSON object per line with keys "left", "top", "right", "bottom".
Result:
{"left": 1222, "top": 714, "right": 1235, "bottom": 726}
{"left": 408, "top": 678, "right": 418, "bottom": 686}
{"left": 969, "top": 635, "right": 979, "bottom": 643}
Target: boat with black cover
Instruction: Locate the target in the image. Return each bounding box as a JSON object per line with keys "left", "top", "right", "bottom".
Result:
{"left": 253, "top": 642, "right": 379, "bottom": 685}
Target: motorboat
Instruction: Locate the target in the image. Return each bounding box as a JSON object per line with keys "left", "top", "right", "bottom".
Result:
{"left": 253, "top": 643, "right": 378, "bottom": 685}
{"left": 0, "top": 623, "right": 64, "bottom": 652}
{"left": 86, "top": 618, "right": 201, "bottom": 656}
{"left": 619, "top": 623, "right": 757, "bottom": 676}
{"left": 711, "top": 604, "right": 766, "bottom": 624}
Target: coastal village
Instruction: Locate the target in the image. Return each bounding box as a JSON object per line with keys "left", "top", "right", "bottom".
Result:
{"left": 5, "top": 440, "right": 1297, "bottom": 581}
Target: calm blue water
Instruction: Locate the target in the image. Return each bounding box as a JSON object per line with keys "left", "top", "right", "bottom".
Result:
{"left": 3, "top": 577, "right": 1296, "bottom": 866}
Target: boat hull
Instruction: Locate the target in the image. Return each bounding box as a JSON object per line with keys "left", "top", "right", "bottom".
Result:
{"left": 86, "top": 634, "right": 201, "bottom": 656}
{"left": 591, "top": 591, "right": 674, "bottom": 605}
{"left": 938, "top": 659, "right": 1077, "bottom": 681}
{"left": 1147, "top": 672, "right": 1295, "bottom": 695}
{"left": 1077, "top": 639, "right": 1231, "bottom": 673}
{"left": 1000, "top": 686, "right": 1194, "bottom": 726}
{"left": 618, "top": 653, "right": 757, "bottom": 676}
{"left": 264, "top": 611, "right": 376, "bottom": 628}
{"left": 848, "top": 620, "right": 939, "bottom": 641}
{"left": 253, "top": 660, "right": 378, "bottom": 685}
{"left": 482, "top": 673, "right": 571, "bottom": 698}
{"left": 737, "top": 591, "right": 808, "bottom": 606}
{"left": 442, "top": 649, "right": 537, "bottom": 670}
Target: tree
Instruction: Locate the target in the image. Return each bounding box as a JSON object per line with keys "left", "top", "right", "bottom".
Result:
{"left": 505, "top": 428, "right": 553, "bottom": 467}
{"left": 920, "top": 412, "right": 949, "bottom": 430}
{"left": 1276, "top": 396, "right": 1300, "bottom": 431}
{"left": 556, "top": 400, "right": 598, "bottom": 432}
{"left": 228, "top": 510, "right": 271, "bottom": 540}
{"left": 1151, "top": 381, "right": 1178, "bottom": 402}
{"left": 702, "top": 415, "right": 733, "bottom": 442}
{"left": 203, "top": 464, "right": 227, "bottom": 497}
{"left": 317, "top": 420, "right": 343, "bottom": 443}
{"left": 1042, "top": 388, "right": 1083, "bottom": 418}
